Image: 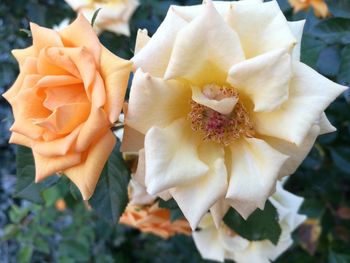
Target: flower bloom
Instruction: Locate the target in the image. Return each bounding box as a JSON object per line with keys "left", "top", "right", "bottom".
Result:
{"left": 120, "top": 177, "right": 191, "bottom": 239}
{"left": 193, "top": 183, "right": 306, "bottom": 262}
{"left": 65, "top": 0, "right": 139, "bottom": 36}
{"left": 3, "top": 15, "right": 131, "bottom": 199}
{"left": 288, "top": 0, "right": 329, "bottom": 18}
{"left": 124, "top": 0, "right": 346, "bottom": 229}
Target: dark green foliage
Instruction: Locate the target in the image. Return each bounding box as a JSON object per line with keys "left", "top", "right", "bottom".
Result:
{"left": 224, "top": 201, "right": 282, "bottom": 245}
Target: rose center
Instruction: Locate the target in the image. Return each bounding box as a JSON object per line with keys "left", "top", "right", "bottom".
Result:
{"left": 188, "top": 84, "right": 254, "bottom": 146}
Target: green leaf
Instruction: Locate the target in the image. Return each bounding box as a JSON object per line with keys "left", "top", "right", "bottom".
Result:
{"left": 15, "top": 146, "right": 60, "bottom": 203}
{"left": 9, "top": 204, "right": 29, "bottom": 224}
{"left": 34, "top": 236, "right": 50, "bottom": 254}
{"left": 58, "top": 239, "right": 90, "bottom": 261}
{"left": 301, "top": 35, "right": 327, "bottom": 68}
{"left": 91, "top": 8, "right": 102, "bottom": 27}
{"left": 311, "top": 18, "right": 350, "bottom": 45}
{"left": 19, "top": 29, "right": 32, "bottom": 37}
{"left": 1, "top": 224, "right": 20, "bottom": 241}
{"left": 223, "top": 200, "right": 282, "bottom": 245}
{"left": 338, "top": 45, "right": 350, "bottom": 86}
{"left": 17, "top": 246, "right": 33, "bottom": 263}
{"left": 89, "top": 143, "right": 130, "bottom": 223}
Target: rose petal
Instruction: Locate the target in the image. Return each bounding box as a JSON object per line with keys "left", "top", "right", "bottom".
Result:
{"left": 288, "top": 20, "right": 306, "bottom": 61}
{"left": 252, "top": 62, "right": 347, "bottom": 145}
{"left": 318, "top": 113, "right": 336, "bottom": 135}
{"left": 125, "top": 69, "right": 191, "bottom": 134}
{"left": 226, "top": 137, "right": 288, "bottom": 219}
{"left": 59, "top": 14, "right": 101, "bottom": 64}
{"left": 64, "top": 131, "right": 116, "bottom": 200}
{"left": 164, "top": 1, "right": 245, "bottom": 85}
{"left": 100, "top": 46, "right": 131, "bottom": 123}
{"left": 132, "top": 7, "right": 188, "bottom": 77}
{"left": 210, "top": 198, "right": 231, "bottom": 229}
{"left": 170, "top": 142, "right": 228, "bottom": 230}
{"left": 228, "top": 48, "right": 291, "bottom": 112}
{"left": 228, "top": 0, "right": 297, "bottom": 58}
{"left": 144, "top": 118, "right": 208, "bottom": 195}
{"left": 30, "top": 22, "right": 63, "bottom": 54}
{"left": 135, "top": 29, "right": 150, "bottom": 54}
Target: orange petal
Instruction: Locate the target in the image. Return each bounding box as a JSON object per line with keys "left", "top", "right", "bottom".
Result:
{"left": 3, "top": 57, "right": 38, "bottom": 102}
{"left": 35, "top": 102, "right": 90, "bottom": 135}
{"left": 32, "top": 125, "right": 82, "bottom": 157}
{"left": 75, "top": 107, "right": 110, "bottom": 152}
{"left": 59, "top": 14, "right": 101, "bottom": 64}
{"left": 34, "top": 151, "right": 82, "bottom": 182}
{"left": 30, "top": 22, "right": 63, "bottom": 55}
{"left": 9, "top": 132, "right": 32, "bottom": 148}
{"left": 64, "top": 130, "right": 116, "bottom": 200}
{"left": 12, "top": 46, "right": 34, "bottom": 68}
{"left": 100, "top": 46, "right": 131, "bottom": 123}
{"left": 42, "top": 83, "right": 87, "bottom": 111}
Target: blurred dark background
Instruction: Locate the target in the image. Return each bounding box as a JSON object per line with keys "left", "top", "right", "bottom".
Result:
{"left": 0, "top": 0, "right": 350, "bottom": 262}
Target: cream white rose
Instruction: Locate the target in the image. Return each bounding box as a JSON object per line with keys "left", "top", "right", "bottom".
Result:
{"left": 65, "top": 0, "right": 139, "bottom": 36}
{"left": 123, "top": 0, "right": 347, "bottom": 229}
{"left": 193, "top": 182, "right": 307, "bottom": 263}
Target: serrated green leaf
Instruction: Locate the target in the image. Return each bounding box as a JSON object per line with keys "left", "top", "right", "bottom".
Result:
{"left": 15, "top": 146, "right": 60, "bottom": 203}
{"left": 223, "top": 201, "right": 282, "bottom": 245}
{"left": 34, "top": 236, "right": 50, "bottom": 254}
{"left": 89, "top": 143, "right": 130, "bottom": 223}
{"left": 58, "top": 239, "right": 90, "bottom": 261}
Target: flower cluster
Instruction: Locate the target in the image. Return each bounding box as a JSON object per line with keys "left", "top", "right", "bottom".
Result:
{"left": 4, "top": 0, "right": 347, "bottom": 262}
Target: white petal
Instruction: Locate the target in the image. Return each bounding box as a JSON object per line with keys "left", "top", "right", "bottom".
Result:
{"left": 228, "top": 49, "right": 292, "bottom": 112}
{"left": 228, "top": 0, "right": 296, "bottom": 58}
{"left": 288, "top": 20, "right": 306, "bottom": 61}
{"left": 264, "top": 124, "right": 320, "bottom": 179}
{"left": 192, "top": 86, "right": 238, "bottom": 115}
{"left": 210, "top": 198, "right": 231, "bottom": 229}
{"left": 226, "top": 138, "right": 288, "bottom": 219}
{"left": 132, "top": 7, "right": 188, "bottom": 77}
{"left": 164, "top": 1, "right": 245, "bottom": 85}
{"left": 125, "top": 69, "right": 191, "bottom": 134}
{"left": 129, "top": 179, "right": 156, "bottom": 206}
{"left": 269, "top": 182, "right": 306, "bottom": 231}
{"left": 135, "top": 29, "right": 150, "bottom": 54}
{"left": 193, "top": 227, "right": 226, "bottom": 262}
{"left": 170, "top": 142, "right": 228, "bottom": 229}
{"left": 144, "top": 118, "right": 208, "bottom": 195}
{"left": 253, "top": 62, "right": 347, "bottom": 145}
{"left": 318, "top": 113, "right": 336, "bottom": 135}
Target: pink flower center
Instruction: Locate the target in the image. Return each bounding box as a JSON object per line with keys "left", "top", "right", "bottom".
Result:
{"left": 188, "top": 85, "right": 254, "bottom": 146}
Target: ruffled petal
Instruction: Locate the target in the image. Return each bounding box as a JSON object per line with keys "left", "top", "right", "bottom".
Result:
{"left": 288, "top": 20, "right": 305, "bottom": 61}
{"left": 125, "top": 69, "right": 191, "bottom": 134}
{"left": 264, "top": 125, "right": 320, "bottom": 179}
{"left": 170, "top": 142, "right": 228, "bottom": 229}
{"left": 226, "top": 138, "right": 288, "bottom": 219}
{"left": 64, "top": 131, "right": 116, "bottom": 200}
{"left": 144, "top": 118, "right": 208, "bottom": 195}
{"left": 100, "top": 46, "right": 131, "bottom": 123}
{"left": 30, "top": 22, "right": 63, "bottom": 54}
{"left": 252, "top": 62, "right": 347, "bottom": 145}
{"left": 210, "top": 198, "right": 231, "bottom": 229}
{"left": 164, "top": 1, "right": 245, "bottom": 85}
{"left": 132, "top": 7, "right": 188, "bottom": 77}
{"left": 227, "top": 0, "right": 296, "bottom": 58}
{"left": 59, "top": 14, "right": 101, "bottom": 64}
{"left": 228, "top": 48, "right": 291, "bottom": 112}
{"left": 135, "top": 29, "right": 150, "bottom": 54}
{"left": 34, "top": 151, "right": 81, "bottom": 182}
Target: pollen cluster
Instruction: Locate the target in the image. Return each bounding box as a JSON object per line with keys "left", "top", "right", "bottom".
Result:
{"left": 188, "top": 86, "right": 254, "bottom": 146}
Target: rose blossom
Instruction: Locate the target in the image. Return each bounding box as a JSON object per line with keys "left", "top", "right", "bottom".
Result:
{"left": 123, "top": 0, "right": 346, "bottom": 229}
{"left": 193, "top": 182, "right": 306, "bottom": 262}
{"left": 65, "top": 0, "right": 139, "bottom": 36}
{"left": 3, "top": 15, "right": 131, "bottom": 200}
{"left": 288, "top": 0, "right": 329, "bottom": 18}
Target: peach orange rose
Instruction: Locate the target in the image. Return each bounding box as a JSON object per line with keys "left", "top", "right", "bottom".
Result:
{"left": 3, "top": 15, "right": 131, "bottom": 200}
{"left": 289, "top": 0, "right": 330, "bottom": 18}
{"left": 120, "top": 203, "right": 191, "bottom": 239}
